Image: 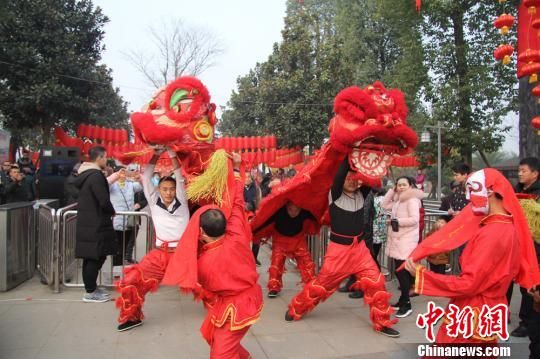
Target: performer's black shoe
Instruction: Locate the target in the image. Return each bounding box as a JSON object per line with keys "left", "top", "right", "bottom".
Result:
{"left": 348, "top": 290, "right": 364, "bottom": 299}
{"left": 391, "top": 299, "right": 401, "bottom": 309}
{"left": 338, "top": 276, "right": 356, "bottom": 293}
{"left": 510, "top": 324, "right": 528, "bottom": 337}
{"left": 395, "top": 302, "right": 412, "bottom": 318}
{"left": 285, "top": 310, "right": 294, "bottom": 322}
{"left": 379, "top": 327, "right": 400, "bottom": 338}
{"left": 268, "top": 291, "right": 279, "bottom": 298}
{"left": 117, "top": 320, "right": 143, "bottom": 332}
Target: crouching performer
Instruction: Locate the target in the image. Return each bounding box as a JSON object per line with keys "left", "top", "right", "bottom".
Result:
{"left": 163, "top": 153, "right": 263, "bottom": 359}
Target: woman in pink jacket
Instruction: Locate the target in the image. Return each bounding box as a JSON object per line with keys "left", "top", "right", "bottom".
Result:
{"left": 382, "top": 176, "right": 424, "bottom": 318}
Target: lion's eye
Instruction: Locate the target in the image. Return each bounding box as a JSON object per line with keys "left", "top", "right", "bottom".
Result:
{"left": 169, "top": 89, "right": 189, "bottom": 109}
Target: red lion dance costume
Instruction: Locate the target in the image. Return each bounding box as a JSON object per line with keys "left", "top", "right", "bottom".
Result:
{"left": 116, "top": 77, "right": 225, "bottom": 328}
{"left": 249, "top": 82, "right": 418, "bottom": 335}
{"left": 162, "top": 164, "right": 263, "bottom": 359}
{"left": 406, "top": 168, "right": 540, "bottom": 345}
{"left": 251, "top": 200, "right": 319, "bottom": 296}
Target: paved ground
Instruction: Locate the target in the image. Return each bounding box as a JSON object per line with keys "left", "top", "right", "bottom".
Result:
{"left": 0, "top": 246, "right": 531, "bottom": 359}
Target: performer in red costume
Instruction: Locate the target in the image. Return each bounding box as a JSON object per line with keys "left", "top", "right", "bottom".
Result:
{"left": 115, "top": 147, "right": 189, "bottom": 332}
{"left": 162, "top": 153, "right": 263, "bottom": 359}
{"left": 404, "top": 168, "right": 540, "bottom": 344}
{"left": 285, "top": 158, "right": 400, "bottom": 338}
{"left": 252, "top": 201, "right": 318, "bottom": 298}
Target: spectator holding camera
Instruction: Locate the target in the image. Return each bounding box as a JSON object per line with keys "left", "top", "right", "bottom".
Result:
{"left": 382, "top": 176, "right": 424, "bottom": 318}
{"left": 4, "top": 166, "right": 33, "bottom": 203}
{"left": 109, "top": 166, "right": 143, "bottom": 265}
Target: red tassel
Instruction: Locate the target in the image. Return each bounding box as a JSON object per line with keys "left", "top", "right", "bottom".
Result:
{"left": 416, "top": 0, "right": 421, "bottom": 12}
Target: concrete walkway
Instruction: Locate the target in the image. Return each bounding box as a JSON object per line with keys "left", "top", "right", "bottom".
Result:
{"left": 0, "top": 247, "right": 531, "bottom": 359}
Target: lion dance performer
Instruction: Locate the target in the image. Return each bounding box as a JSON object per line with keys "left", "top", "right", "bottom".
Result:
{"left": 162, "top": 153, "right": 263, "bottom": 359}
{"left": 247, "top": 82, "right": 418, "bottom": 337}
{"left": 404, "top": 168, "right": 540, "bottom": 345}
{"left": 251, "top": 200, "right": 319, "bottom": 298}
{"left": 115, "top": 76, "right": 220, "bottom": 332}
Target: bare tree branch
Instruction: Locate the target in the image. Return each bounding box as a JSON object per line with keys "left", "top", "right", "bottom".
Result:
{"left": 124, "top": 18, "right": 224, "bottom": 88}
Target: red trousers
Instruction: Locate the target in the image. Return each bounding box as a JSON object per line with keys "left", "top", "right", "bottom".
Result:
{"left": 287, "top": 240, "right": 397, "bottom": 331}
{"left": 115, "top": 248, "right": 173, "bottom": 323}
{"left": 208, "top": 325, "right": 251, "bottom": 359}
{"left": 268, "top": 234, "right": 315, "bottom": 293}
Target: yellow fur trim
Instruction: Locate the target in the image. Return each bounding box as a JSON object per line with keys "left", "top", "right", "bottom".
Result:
{"left": 186, "top": 149, "right": 229, "bottom": 206}
{"left": 519, "top": 199, "right": 540, "bottom": 243}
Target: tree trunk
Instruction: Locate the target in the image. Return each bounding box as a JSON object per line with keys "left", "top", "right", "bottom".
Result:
{"left": 477, "top": 150, "right": 491, "bottom": 168}
{"left": 518, "top": 77, "right": 540, "bottom": 158}
{"left": 452, "top": 8, "right": 473, "bottom": 167}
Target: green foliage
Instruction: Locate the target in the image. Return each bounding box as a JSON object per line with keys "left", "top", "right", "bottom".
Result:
{"left": 221, "top": 0, "right": 520, "bottom": 166}
{"left": 420, "top": 0, "right": 520, "bottom": 165}
{"left": 220, "top": 0, "right": 427, "bottom": 149}
{"left": 0, "top": 0, "right": 128, "bottom": 146}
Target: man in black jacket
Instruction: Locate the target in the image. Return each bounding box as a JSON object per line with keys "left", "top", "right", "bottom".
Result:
{"left": 285, "top": 159, "right": 399, "bottom": 338}
{"left": 4, "top": 166, "right": 33, "bottom": 203}
{"left": 509, "top": 157, "right": 540, "bottom": 342}
{"left": 74, "top": 146, "right": 116, "bottom": 303}
{"left": 63, "top": 163, "right": 81, "bottom": 206}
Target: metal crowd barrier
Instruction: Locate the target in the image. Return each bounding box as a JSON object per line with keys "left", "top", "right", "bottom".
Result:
{"left": 0, "top": 202, "right": 36, "bottom": 291}
{"left": 36, "top": 204, "right": 56, "bottom": 287}
{"left": 60, "top": 210, "right": 154, "bottom": 289}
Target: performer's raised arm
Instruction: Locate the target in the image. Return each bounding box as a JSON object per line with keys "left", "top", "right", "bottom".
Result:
{"left": 412, "top": 227, "right": 514, "bottom": 297}
{"left": 330, "top": 157, "right": 349, "bottom": 202}
{"left": 225, "top": 152, "right": 247, "bottom": 238}
{"left": 142, "top": 148, "right": 162, "bottom": 201}
{"left": 168, "top": 150, "right": 187, "bottom": 207}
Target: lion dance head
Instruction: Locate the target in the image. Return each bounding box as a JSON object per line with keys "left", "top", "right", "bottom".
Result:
{"left": 329, "top": 81, "right": 418, "bottom": 185}
{"left": 131, "top": 76, "right": 217, "bottom": 151}
{"left": 129, "top": 76, "right": 218, "bottom": 175}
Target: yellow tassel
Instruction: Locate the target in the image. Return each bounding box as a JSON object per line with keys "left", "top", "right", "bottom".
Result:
{"left": 519, "top": 199, "right": 540, "bottom": 243}
{"left": 186, "top": 149, "right": 230, "bottom": 206}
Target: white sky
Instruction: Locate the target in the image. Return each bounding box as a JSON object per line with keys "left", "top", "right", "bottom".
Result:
{"left": 93, "top": 0, "right": 287, "bottom": 113}
{"left": 93, "top": 0, "right": 519, "bottom": 154}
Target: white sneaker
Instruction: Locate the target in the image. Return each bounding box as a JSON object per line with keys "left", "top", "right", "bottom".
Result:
{"left": 95, "top": 287, "right": 111, "bottom": 297}
{"left": 83, "top": 291, "right": 110, "bottom": 303}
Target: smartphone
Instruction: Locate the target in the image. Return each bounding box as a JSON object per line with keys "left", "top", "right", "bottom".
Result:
{"left": 390, "top": 218, "right": 399, "bottom": 232}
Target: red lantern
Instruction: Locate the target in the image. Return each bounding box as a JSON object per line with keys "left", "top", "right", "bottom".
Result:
{"left": 270, "top": 136, "right": 277, "bottom": 148}
{"left": 524, "top": 0, "right": 540, "bottom": 14}
{"left": 112, "top": 129, "right": 120, "bottom": 143}
{"left": 533, "top": 84, "right": 540, "bottom": 100}
{"left": 493, "top": 14, "right": 514, "bottom": 35}
{"left": 256, "top": 136, "right": 262, "bottom": 150}
{"left": 246, "top": 136, "right": 253, "bottom": 150}
{"left": 532, "top": 116, "right": 540, "bottom": 130}
{"left": 222, "top": 137, "right": 230, "bottom": 151}
{"left": 494, "top": 44, "right": 514, "bottom": 65}
{"left": 518, "top": 49, "right": 540, "bottom": 64}
{"left": 99, "top": 127, "right": 107, "bottom": 141}
{"left": 86, "top": 125, "right": 94, "bottom": 139}
{"left": 76, "top": 124, "right": 85, "bottom": 138}
{"left": 83, "top": 142, "right": 92, "bottom": 155}
{"left": 121, "top": 129, "right": 129, "bottom": 143}
{"left": 533, "top": 18, "right": 540, "bottom": 36}
{"left": 105, "top": 128, "right": 113, "bottom": 143}
{"left": 522, "top": 62, "right": 540, "bottom": 83}
{"left": 240, "top": 137, "right": 247, "bottom": 150}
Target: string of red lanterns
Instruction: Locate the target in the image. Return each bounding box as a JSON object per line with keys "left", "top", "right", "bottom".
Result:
{"left": 494, "top": 2, "right": 540, "bottom": 133}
